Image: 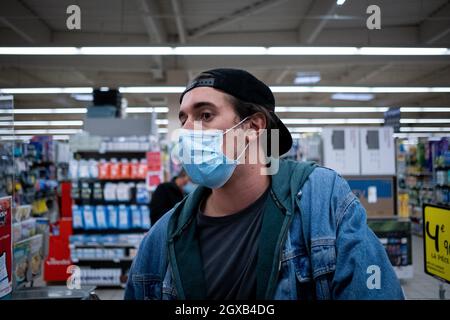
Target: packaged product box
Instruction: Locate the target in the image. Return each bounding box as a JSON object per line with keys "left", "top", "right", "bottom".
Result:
{"left": 107, "top": 205, "right": 118, "bottom": 229}
{"left": 110, "top": 158, "right": 121, "bottom": 180}
{"left": 12, "top": 241, "right": 30, "bottom": 289}
{"left": 98, "top": 159, "right": 110, "bottom": 180}
{"left": 130, "top": 159, "right": 139, "bottom": 179}
{"left": 120, "top": 159, "right": 130, "bottom": 179}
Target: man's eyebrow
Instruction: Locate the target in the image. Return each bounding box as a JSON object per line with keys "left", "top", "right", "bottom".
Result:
{"left": 178, "top": 101, "right": 218, "bottom": 120}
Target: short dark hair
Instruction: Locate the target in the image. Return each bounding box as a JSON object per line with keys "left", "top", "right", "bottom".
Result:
{"left": 226, "top": 94, "right": 277, "bottom": 157}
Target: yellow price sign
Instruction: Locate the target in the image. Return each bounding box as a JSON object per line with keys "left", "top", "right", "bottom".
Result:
{"left": 423, "top": 204, "right": 450, "bottom": 284}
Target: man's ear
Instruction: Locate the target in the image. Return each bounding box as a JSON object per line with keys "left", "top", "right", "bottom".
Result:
{"left": 246, "top": 112, "right": 266, "bottom": 143}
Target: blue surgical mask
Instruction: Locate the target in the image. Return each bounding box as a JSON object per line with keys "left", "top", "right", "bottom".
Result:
{"left": 178, "top": 118, "right": 250, "bottom": 189}
{"left": 183, "top": 182, "right": 196, "bottom": 194}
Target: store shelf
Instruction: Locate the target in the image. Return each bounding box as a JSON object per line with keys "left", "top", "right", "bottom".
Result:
{"left": 73, "top": 199, "right": 149, "bottom": 206}
{"left": 71, "top": 257, "right": 134, "bottom": 263}
{"left": 72, "top": 228, "right": 148, "bottom": 235}
{"left": 76, "top": 178, "right": 146, "bottom": 183}
{"left": 75, "top": 151, "right": 146, "bottom": 160}
{"left": 70, "top": 243, "right": 139, "bottom": 248}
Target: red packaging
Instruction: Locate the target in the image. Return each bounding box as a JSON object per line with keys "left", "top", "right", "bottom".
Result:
{"left": 120, "top": 159, "right": 130, "bottom": 179}
{"left": 130, "top": 159, "right": 139, "bottom": 179}
{"left": 110, "top": 158, "right": 121, "bottom": 180}
{"left": 98, "top": 159, "right": 110, "bottom": 180}
{"left": 138, "top": 159, "right": 148, "bottom": 179}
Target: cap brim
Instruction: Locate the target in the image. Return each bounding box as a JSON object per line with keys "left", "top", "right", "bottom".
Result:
{"left": 272, "top": 114, "right": 292, "bottom": 156}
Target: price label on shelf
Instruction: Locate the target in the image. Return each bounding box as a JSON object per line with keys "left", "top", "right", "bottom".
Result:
{"left": 423, "top": 204, "right": 450, "bottom": 284}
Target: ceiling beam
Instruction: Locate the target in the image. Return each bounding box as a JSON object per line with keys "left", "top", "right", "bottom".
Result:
{"left": 355, "top": 63, "right": 395, "bottom": 84}
{"left": 420, "top": 2, "right": 450, "bottom": 44}
{"left": 188, "top": 0, "right": 289, "bottom": 39}
{"left": 0, "top": 0, "right": 51, "bottom": 44}
{"left": 297, "top": 0, "right": 336, "bottom": 44}
{"left": 136, "top": 0, "right": 167, "bottom": 43}
{"left": 170, "top": 0, "right": 187, "bottom": 44}
{"left": 135, "top": 0, "right": 166, "bottom": 80}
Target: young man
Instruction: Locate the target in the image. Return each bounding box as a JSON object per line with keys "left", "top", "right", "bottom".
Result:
{"left": 125, "top": 68, "right": 404, "bottom": 300}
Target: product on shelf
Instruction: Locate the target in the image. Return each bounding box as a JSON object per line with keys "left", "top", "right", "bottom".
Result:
{"left": 78, "top": 160, "right": 90, "bottom": 179}
{"left": 138, "top": 159, "right": 147, "bottom": 179}
{"left": 107, "top": 205, "right": 118, "bottom": 229}
{"left": 82, "top": 205, "right": 96, "bottom": 230}
{"left": 95, "top": 205, "right": 108, "bottom": 229}
{"left": 120, "top": 159, "right": 130, "bottom": 179}
{"left": 92, "top": 182, "right": 103, "bottom": 201}
{"left": 98, "top": 159, "right": 110, "bottom": 179}
{"left": 118, "top": 205, "right": 130, "bottom": 230}
{"left": 103, "top": 183, "right": 117, "bottom": 202}
{"left": 140, "top": 205, "right": 151, "bottom": 229}
{"left": 80, "top": 182, "right": 92, "bottom": 201}
{"left": 136, "top": 183, "right": 150, "bottom": 204}
{"left": 79, "top": 268, "right": 122, "bottom": 286}
{"left": 72, "top": 205, "right": 84, "bottom": 229}
{"left": 130, "top": 159, "right": 139, "bottom": 179}
{"left": 130, "top": 205, "right": 141, "bottom": 229}
{"left": 109, "top": 158, "right": 121, "bottom": 180}
{"left": 116, "top": 183, "right": 133, "bottom": 202}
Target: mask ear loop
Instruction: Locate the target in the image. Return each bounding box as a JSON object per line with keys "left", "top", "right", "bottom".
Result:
{"left": 223, "top": 116, "right": 252, "bottom": 164}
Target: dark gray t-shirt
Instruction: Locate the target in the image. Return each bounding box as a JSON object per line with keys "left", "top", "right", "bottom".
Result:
{"left": 196, "top": 187, "right": 269, "bottom": 300}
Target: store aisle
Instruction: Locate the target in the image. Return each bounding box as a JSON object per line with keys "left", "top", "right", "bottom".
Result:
{"left": 401, "top": 235, "right": 450, "bottom": 300}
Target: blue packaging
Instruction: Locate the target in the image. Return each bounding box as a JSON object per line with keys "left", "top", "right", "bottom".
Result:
{"left": 107, "top": 205, "right": 118, "bottom": 229}
{"left": 130, "top": 205, "right": 142, "bottom": 229}
{"left": 140, "top": 205, "right": 151, "bottom": 229}
{"left": 118, "top": 205, "right": 130, "bottom": 230}
{"left": 136, "top": 183, "right": 150, "bottom": 204}
{"left": 95, "top": 205, "right": 108, "bottom": 229}
{"left": 72, "top": 205, "right": 84, "bottom": 229}
{"left": 82, "top": 205, "right": 96, "bottom": 230}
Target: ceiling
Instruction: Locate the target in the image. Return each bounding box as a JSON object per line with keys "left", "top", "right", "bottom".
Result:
{"left": 0, "top": 0, "right": 450, "bottom": 139}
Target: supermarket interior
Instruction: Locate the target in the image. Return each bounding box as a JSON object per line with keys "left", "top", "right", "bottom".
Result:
{"left": 1, "top": 0, "right": 450, "bottom": 302}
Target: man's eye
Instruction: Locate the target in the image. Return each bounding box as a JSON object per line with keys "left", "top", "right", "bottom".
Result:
{"left": 200, "top": 112, "right": 212, "bottom": 121}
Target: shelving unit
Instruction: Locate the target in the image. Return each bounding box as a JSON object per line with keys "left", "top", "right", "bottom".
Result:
{"left": 396, "top": 137, "right": 450, "bottom": 236}
{"left": 68, "top": 134, "right": 159, "bottom": 287}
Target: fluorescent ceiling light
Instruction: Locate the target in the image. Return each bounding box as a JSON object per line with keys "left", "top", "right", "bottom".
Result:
{"left": 174, "top": 46, "right": 267, "bottom": 55}
{"left": 336, "top": 0, "right": 346, "bottom": 5}
{"left": 358, "top": 47, "right": 448, "bottom": 56}
{"left": 126, "top": 107, "right": 168, "bottom": 113}
{"left": 281, "top": 118, "right": 384, "bottom": 125}
{"left": 79, "top": 47, "right": 174, "bottom": 55}
{"left": 155, "top": 119, "right": 168, "bottom": 125}
{"left": 71, "top": 94, "right": 93, "bottom": 102}
{"left": 288, "top": 127, "right": 323, "bottom": 133}
{"left": 400, "top": 127, "right": 450, "bottom": 132}
{"left": 332, "top": 93, "right": 375, "bottom": 101}
{"left": 0, "top": 47, "right": 80, "bottom": 55}
{"left": 12, "top": 129, "right": 82, "bottom": 135}
{"left": 158, "top": 128, "right": 168, "bottom": 133}
{"left": 0, "top": 88, "right": 92, "bottom": 94}
{"left": 0, "top": 108, "right": 87, "bottom": 114}
{"left": 119, "top": 86, "right": 185, "bottom": 93}
{"left": 393, "top": 133, "right": 435, "bottom": 138}
{"left": 400, "top": 119, "right": 450, "bottom": 124}
{"left": 3, "top": 86, "right": 450, "bottom": 95}
{"left": 294, "top": 72, "right": 321, "bottom": 84}
{"left": 400, "top": 107, "right": 450, "bottom": 113}
{"left": 0, "top": 46, "right": 448, "bottom": 56}
{"left": 275, "top": 107, "right": 388, "bottom": 113}
{"left": 0, "top": 120, "right": 83, "bottom": 127}
{"left": 266, "top": 47, "right": 359, "bottom": 55}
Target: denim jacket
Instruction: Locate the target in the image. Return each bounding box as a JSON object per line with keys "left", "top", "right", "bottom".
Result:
{"left": 124, "top": 160, "right": 404, "bottom": 300}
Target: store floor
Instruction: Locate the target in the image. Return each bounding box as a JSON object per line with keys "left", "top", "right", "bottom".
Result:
{"left": 94, "top": 235, "right": 450, "bottom": 300}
